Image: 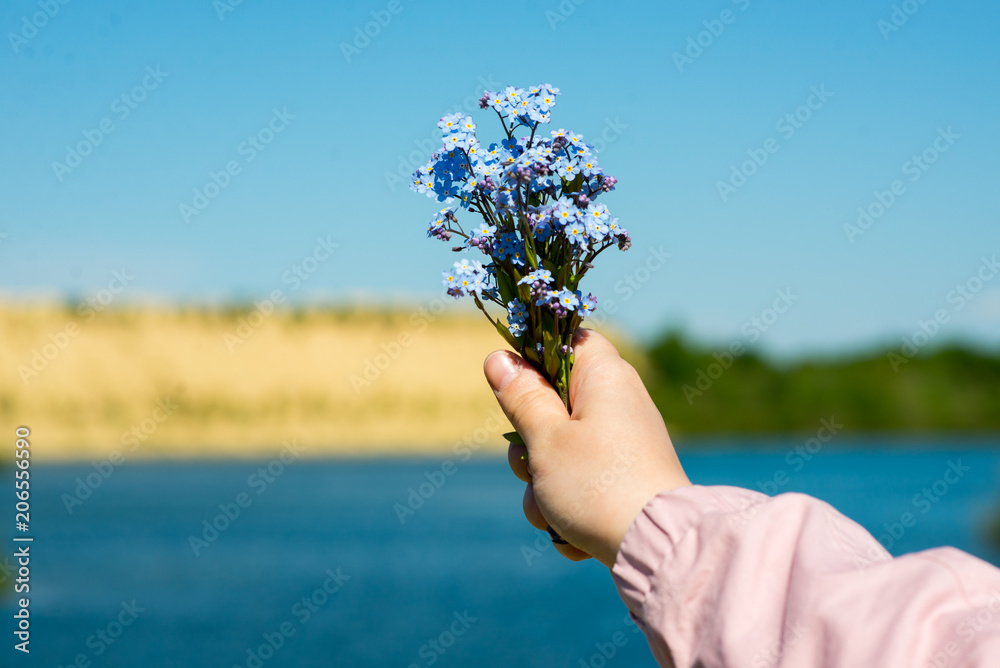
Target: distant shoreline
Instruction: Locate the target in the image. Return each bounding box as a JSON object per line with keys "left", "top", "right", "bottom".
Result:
{"left": 2, "top": 304, "right": 997, "bottom": 462}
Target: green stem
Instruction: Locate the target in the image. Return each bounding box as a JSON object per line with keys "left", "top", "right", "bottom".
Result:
{"left": 548, "top": 351, "right": 572, "bottom": 413}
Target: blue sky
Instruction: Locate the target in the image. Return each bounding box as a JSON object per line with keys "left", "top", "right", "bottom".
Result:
{"left": 1, "top": 0, "right": 998, "bottom": 357}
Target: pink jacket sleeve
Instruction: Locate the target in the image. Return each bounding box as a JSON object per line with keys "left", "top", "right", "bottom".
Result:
{"left": 612, "top": 485, "right": 1000, "bottom": 668}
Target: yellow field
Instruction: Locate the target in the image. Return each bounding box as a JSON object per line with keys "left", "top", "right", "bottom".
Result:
{"left": 0, "top": 303, "right": 636, "bottom": 461}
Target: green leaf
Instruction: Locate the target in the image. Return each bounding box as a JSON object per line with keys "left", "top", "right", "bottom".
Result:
{"left": 524, "top": 238, "right": 539, "bottom": 269}
{"left": 542, "top": 330, "right": 559, "bottom": 380}
{"left": 523, "top": 338, "right": 541, "bottom": 366}
{"left": 540, "top": 309, "right": 557, "bottom": 334}
{"left": 495, "top": 319, "right": 520, "bottom": 349}
{"left": 496, "top": 272, "right": 516, "bottom": 305}
{"left": 502, "top": 431, "right": 525, "bottom": 446}
{"left": 517, "top": 282, "right": 533, "bottom": 305}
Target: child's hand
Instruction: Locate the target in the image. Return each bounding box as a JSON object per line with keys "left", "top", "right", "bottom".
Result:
{"left": 484, "top": 329, "right": 690, "bottom": 567}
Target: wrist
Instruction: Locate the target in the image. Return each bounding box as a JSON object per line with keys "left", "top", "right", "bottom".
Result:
{"left": 595, "top": 476, "right": 691, "bottom": 568}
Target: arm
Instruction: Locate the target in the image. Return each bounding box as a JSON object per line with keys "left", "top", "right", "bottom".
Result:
{"left": 613, "top": 485, "right": 1000, "bottom": 667}
{"left": 484, "top": 329, "right": 1000, "bottom": 667}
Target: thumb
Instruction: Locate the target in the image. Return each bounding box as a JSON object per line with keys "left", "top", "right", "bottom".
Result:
{"left": 484, "top": 351, "right": 568, "bottom": 445}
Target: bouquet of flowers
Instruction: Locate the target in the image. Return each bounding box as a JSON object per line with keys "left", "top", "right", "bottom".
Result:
{"left": 410, "top": 84, "right": 631, "bottom": 413}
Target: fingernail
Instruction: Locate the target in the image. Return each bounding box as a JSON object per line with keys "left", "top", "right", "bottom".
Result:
{"left": 485, "top": 352, "right": 520, "bottom": 392}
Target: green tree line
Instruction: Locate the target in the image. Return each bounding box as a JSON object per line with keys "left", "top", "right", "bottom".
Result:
{"left": 642, "top": 333, "right": 1000, "bottom": 434}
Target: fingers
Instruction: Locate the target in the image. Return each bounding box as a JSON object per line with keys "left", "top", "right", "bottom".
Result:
{"left": 522, "top": 485, "right": 548, "bottom": 530}
{"left": 507, "top": 442, "right": 530, "bottom": 482}
{"left": 572, "top": 327, "right": 622, "bottom": 361}
{"left": 484, "top": 351, "right": 568, "bottom": 447}
{"left": 554, "top": 543, "right": 592, "bottom": 562}
{"left": 522, "top": 485, "right": 592, "bottom": 562}
{"left": 569, "top": 329, "right": 647, "bottom": 421}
